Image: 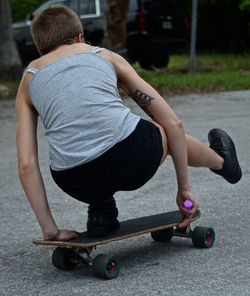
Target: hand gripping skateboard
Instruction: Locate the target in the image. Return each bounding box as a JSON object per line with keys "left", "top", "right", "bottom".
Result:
{"left": 33, "top": 209, "right": 215, "bottom": 279}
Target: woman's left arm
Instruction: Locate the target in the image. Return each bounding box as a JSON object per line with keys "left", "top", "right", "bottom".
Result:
{"left": 100, "top": 50, "right": 198, "bottom": 227}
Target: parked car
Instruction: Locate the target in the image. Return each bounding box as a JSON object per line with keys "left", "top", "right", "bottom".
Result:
{"left": 127, "top": 0, "right": 189, "bottom": 69}
{"left": 13, "top": 0, "right": 188, "bottom": 69}
{"left": 13, "top": 0, "right": 107, "bottom": 66}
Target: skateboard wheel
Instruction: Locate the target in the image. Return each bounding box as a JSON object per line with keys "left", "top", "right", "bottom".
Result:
{"left": 93, "top": 254, "right": 120, "bottom": 279}
{"left": 151, "top": 228, "right": 173, "bottom": 242}
{"left": 192, "top": 226, "right": 215, "bottom": 248}
{"left": 52, "top": 247, "right": 78, "bottom": 270}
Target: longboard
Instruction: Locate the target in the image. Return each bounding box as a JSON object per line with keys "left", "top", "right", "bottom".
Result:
{"left": 33, "top": 209, "right": 215, "bottom": 279}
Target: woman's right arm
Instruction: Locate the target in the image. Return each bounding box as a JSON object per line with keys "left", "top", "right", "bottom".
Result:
{"left": 16, "top": 74, "right": 79, "bottom": 240}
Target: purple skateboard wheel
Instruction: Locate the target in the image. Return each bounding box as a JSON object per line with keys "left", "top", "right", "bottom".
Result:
{"left": 183, "top": 199, "right": 193, "bottom": 210}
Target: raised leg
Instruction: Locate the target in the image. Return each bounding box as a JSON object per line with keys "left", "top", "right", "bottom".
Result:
{"left": 154, "top": 121, "right": 224, "bottom": 170}
{"left": 185, "top": 134, "right": 223, "bottom": 169}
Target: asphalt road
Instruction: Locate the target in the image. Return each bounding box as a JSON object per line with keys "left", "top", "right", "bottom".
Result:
{"left": 0, "top": 91, "right": 249, "bottom": 296}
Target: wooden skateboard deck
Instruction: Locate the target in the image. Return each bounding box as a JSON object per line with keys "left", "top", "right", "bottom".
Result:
{"left": 32, "top": 209, "right": 215, "bottom": 279}
{"left": 33, "top": 210, "right": 200, "bottom": 248}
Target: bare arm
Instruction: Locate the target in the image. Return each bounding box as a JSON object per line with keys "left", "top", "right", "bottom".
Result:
{"left": 16, "top": 74, "right": 79, "bottom": 240}
{"left": 105, "top": 52, "right": 190, "bottom": 191}
{"left": 100, "top": 51, "right": 198, "bottom": 226}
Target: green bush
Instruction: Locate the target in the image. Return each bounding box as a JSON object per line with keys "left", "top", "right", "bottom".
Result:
{"left": 10, "top": 0, "right": 43, "bottom": 22}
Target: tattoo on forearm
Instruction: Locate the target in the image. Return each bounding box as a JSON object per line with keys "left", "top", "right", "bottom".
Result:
{"left": 130, "top": 89, "right": 155, "bottom": 119}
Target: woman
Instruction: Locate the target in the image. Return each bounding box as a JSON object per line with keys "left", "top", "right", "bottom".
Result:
{"left": 16, "top": 5, "right": 241, "bottom": 240}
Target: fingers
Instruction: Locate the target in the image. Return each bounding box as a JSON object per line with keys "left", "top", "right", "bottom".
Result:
{"left": 55, "top": 230, "right": 80, "bottom": 241}
{"left": 178, "top": 208, "right": 193, "bottom": 228}
{"left": 178, "top": 217, "right": 192, "bottom": 228}
{"left": 65, "top": 231, "right": 80, "bottom": 240}
{"left": 176, "top": 193, "right": 199, "bottom": 228}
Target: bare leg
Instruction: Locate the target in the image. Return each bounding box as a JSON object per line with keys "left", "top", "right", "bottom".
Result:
{"left": 152, "top": 121, "right": 223, "bottom": 170}
{"left": 186, "top": 134, "right": 223, "bottom": 170}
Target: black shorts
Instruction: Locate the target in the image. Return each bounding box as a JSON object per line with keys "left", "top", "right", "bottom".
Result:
{"left": 50, "top": 118, "right": 163, "bottom": 205}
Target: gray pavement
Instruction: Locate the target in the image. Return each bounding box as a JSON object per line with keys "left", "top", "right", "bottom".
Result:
{"left": 0, "top": 91, "right": 250, "bottom": 295}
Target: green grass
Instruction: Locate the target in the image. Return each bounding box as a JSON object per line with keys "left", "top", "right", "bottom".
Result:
{"left": 137, "top": 54, "right": 250, "bottom": 95}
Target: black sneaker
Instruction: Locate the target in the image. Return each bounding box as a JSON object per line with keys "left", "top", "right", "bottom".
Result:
{"left": 208, "top": 128, "right": 242, "bottom": 184}
{"left": 87, "top": 199, "right": 120, "bottom": 237}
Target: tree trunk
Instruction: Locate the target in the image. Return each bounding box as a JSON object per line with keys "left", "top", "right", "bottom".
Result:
{"left": 0, "top": 0, "right": 23, "bottom": 80}
{"left": 103, "top": 0, "right": 129, "bottom": 55}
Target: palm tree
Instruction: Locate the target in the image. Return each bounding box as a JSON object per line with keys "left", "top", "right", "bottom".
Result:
{"left": 0, "top": 0, "right": 22, "bottom": 80}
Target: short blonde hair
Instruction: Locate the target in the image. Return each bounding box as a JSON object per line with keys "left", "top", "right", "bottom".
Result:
{"left": 31, "top": 5, "right": 83, "bottom": 55}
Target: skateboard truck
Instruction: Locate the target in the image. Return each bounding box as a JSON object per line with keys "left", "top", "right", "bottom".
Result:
{"left": 151, "top": 224, "right": 215, "bottom": 249}
{"left": 173, "top": 224, "right": 192, "bottom": 237}
{"left": 77, "top": 247, "right": 94, "bottom": 266}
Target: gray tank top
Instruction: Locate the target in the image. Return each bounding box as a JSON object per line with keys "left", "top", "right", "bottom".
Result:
{"left": 25, "top": 47, "right": 140, "bottom": 170}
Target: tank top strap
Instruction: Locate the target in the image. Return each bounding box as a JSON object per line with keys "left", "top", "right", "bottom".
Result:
{"left": 91, "top": 46, "right": 106, "bottom": 54}
{"left": 24, "top": 66, "right": 39, "bottom": 75}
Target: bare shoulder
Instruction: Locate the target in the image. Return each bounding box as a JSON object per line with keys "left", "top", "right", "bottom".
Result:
{"left": 16, "top": 72, "right": 34, "bottom": 108}
{"left": 98, "top": 50, "right": 127, "bottom": 68}
{"left": 99, "top": 50, "right": 138, "bottom": 80}
{"left": 98, "top": 49, "right": 115, "bottom": 63}
{"left": 28, "top": 56, "right": 45, "bottom": 69}
{"left": 28, "top": 50, "right": 59, "bottom": 69}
